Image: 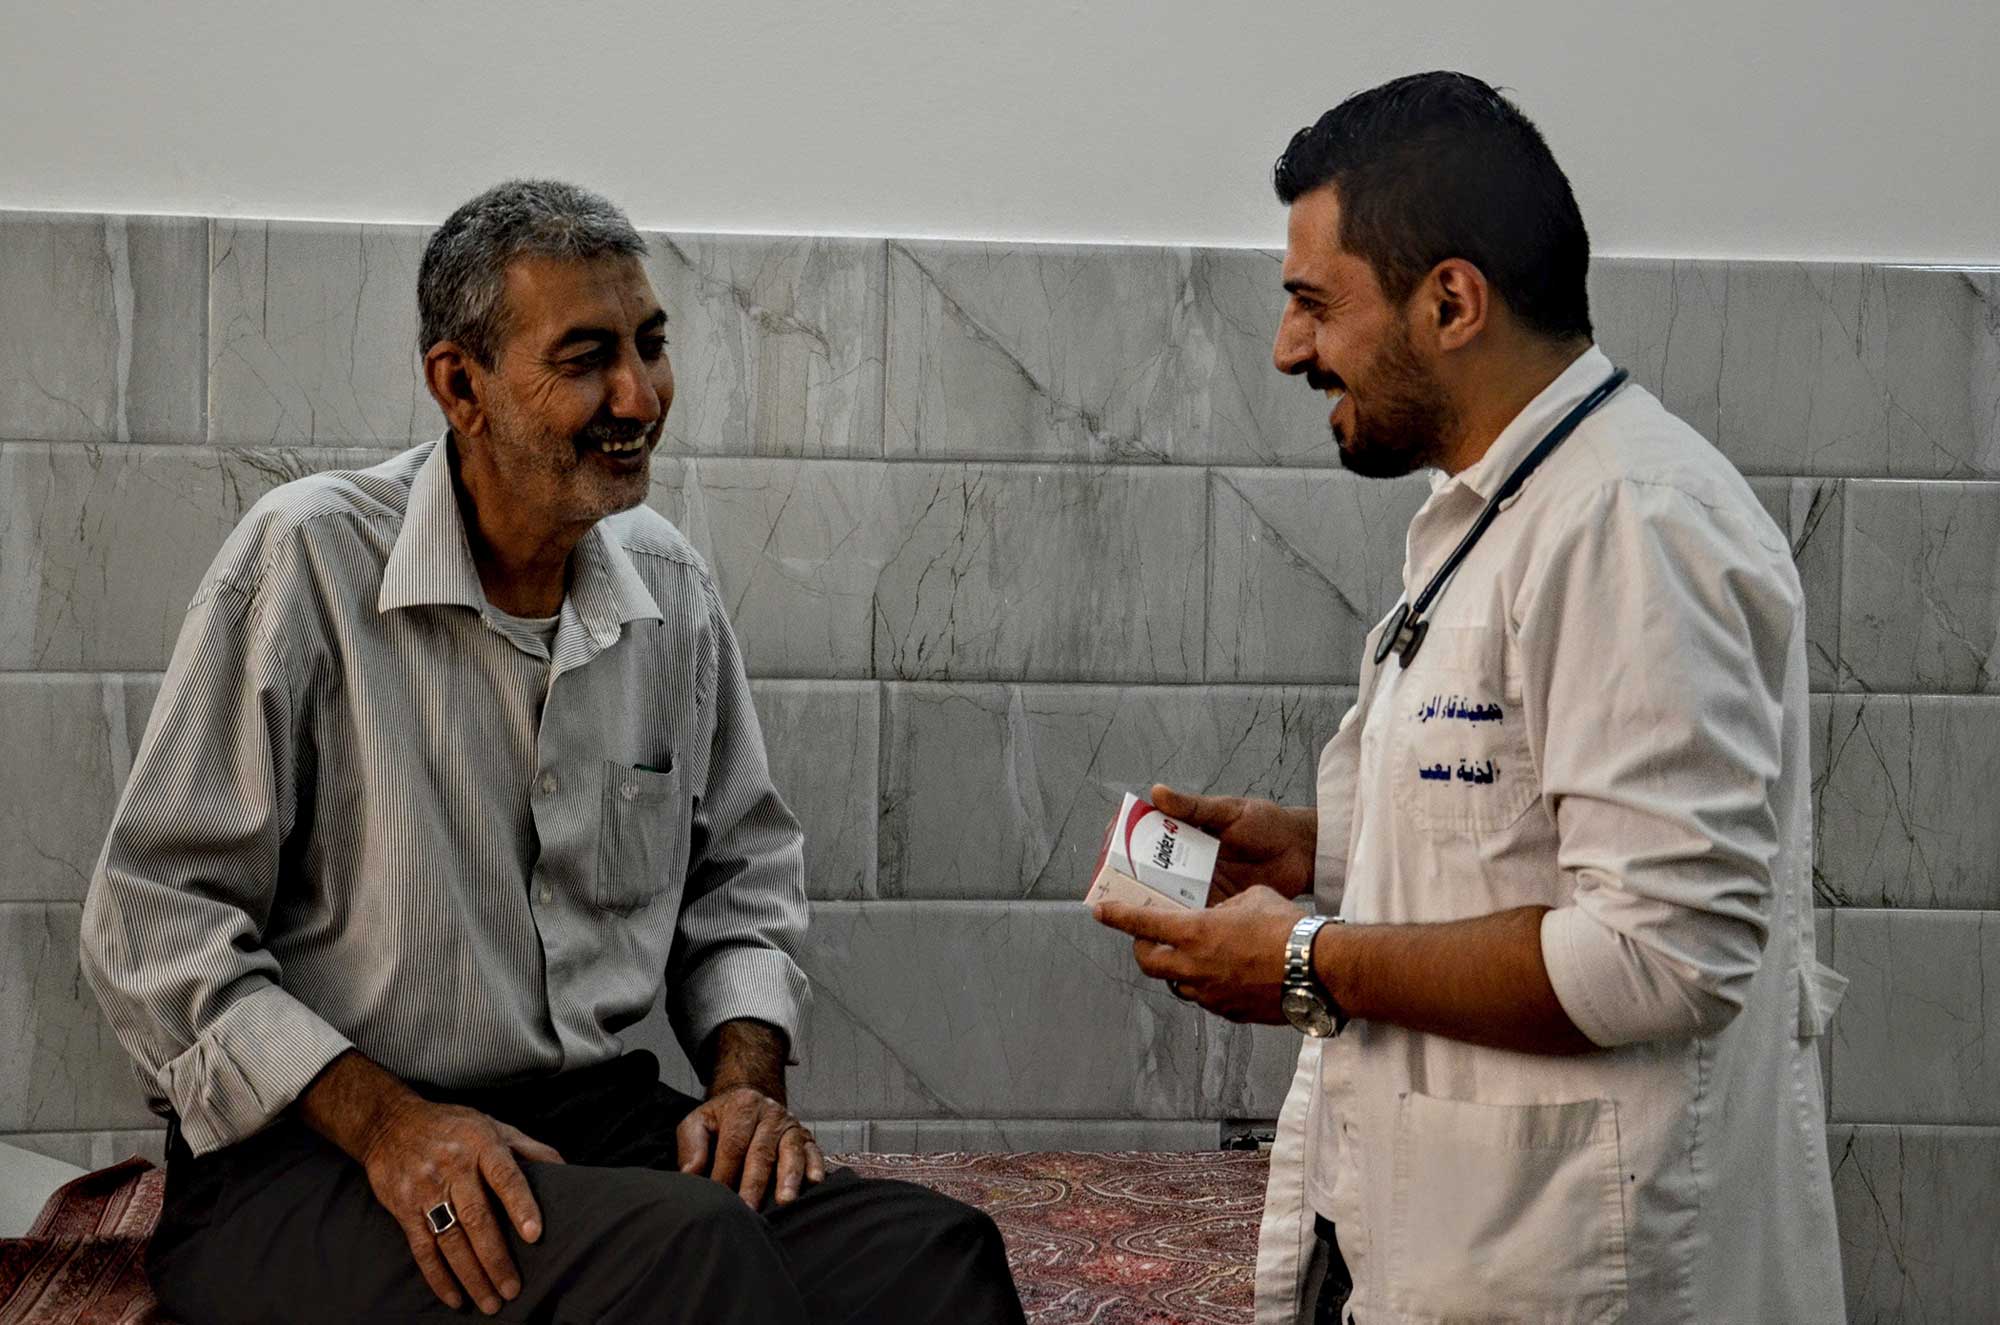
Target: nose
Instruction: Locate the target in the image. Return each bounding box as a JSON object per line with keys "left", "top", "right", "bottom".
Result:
{"left": 608, "top": 343, "right": 665, "bottom": 425}
{"left": 1272, "top": 303, "right": 1313, "bottom": 376}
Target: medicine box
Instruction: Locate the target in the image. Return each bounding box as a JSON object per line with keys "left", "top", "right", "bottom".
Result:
{"left": 1085, "top": 793, "right": 1219, "bottom": 911}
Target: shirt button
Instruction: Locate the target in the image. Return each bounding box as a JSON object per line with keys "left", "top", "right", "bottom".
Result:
{"left": 538, "top": 885, "right": 554, "bottom": 904}
{"left": 539, "top": 773, "right": 558, "bottom": 795}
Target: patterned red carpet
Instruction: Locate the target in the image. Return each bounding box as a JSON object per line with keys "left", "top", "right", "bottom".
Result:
{"left": 0, "top": 1151, "right": 1268, "bottom": 1324}
{"left": 839, "top": 1152, "right": 1267, "bottom": 1325}
{"left": 0, "top": 1160, "right": 168, "bottom": 1325}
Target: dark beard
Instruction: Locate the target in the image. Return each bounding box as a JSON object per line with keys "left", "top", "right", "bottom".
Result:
{"left": 1334, "top": 327, "right": 1455, "bottom": 479}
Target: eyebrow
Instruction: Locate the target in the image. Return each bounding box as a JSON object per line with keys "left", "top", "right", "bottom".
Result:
{"left": 551, "top": 309, "right": 669, "bottom": 353}
{"left": 1283, "top": 279, "right": 1332, "bottom": 298}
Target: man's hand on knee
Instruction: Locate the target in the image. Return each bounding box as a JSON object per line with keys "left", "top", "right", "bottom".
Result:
{"left": 358, "top": 1096, "right": 565, "bottom": 1316}
{"left": 677, "top": 1086, "right": 825, "bottom": 1208}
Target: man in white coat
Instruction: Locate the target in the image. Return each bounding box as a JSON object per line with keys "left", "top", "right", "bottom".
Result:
{"left": 1096, "top": 72, "right": 1848, "bottom": 1323}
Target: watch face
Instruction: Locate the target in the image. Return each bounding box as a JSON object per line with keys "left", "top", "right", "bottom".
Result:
{"left": 1282, "top": 987, "right": 1338, "bottom": 1038}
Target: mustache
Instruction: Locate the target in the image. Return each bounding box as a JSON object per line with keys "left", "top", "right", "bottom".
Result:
{"left": 1305, "top": 368, "right": 1345, "bottom": 393}
{"left": 575, "top": 416, "right": 654, "bottom": 448}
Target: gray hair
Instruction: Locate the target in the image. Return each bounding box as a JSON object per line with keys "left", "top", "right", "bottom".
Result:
{"left": 417, "top": 179, "right": 648, "bottom": 367}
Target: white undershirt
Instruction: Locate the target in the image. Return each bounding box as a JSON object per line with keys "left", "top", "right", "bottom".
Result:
{"left": 486, "top": 606, "right": 562, "bottom": 660}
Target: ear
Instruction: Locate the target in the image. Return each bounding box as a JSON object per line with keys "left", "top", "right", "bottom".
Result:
{"left": 422, "top": 341, "right": 490, "bottom": 440}
{"left": 1415, "top": 258, "right": 1491, "bottom": 354}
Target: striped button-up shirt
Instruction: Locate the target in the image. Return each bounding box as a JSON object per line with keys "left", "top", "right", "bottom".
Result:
{"left": 81, "top": 437, "right": 811, "bottom": 1157}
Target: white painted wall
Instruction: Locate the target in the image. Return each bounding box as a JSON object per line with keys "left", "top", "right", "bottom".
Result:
{"left": 2, "top": 0, "right": 1993, "bottom": 262}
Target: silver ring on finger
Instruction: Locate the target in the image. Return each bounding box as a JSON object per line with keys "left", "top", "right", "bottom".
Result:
{"left": 424, "top": 1199, "right": 459, "bottom": 1236}
{"left": 1169, "top": 981, "right": 1196, "bottom": 1003}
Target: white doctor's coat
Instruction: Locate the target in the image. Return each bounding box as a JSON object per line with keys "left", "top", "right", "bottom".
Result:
{"left": 1255, "top": 348, "right": 1847, "bottom": 1324}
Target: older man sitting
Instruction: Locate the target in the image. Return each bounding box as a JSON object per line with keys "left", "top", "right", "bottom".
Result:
{"left": 80, "top": 179, "right": 1025, "bottom": 1325}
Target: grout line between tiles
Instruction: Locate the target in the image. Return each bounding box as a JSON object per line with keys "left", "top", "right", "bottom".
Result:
{"left": 877, "top": 238, "right": 890, "bottom": 461}
{"left": 1201, "top": 466, "right": 1214, "bottom": 684}
{"left": 197, "top": 219, "right": 213, "bottom": 443}
{"left": 5, "top": 666, "right": 1999, "bottom": 703}
{"left": 7, "top": 436, "right": 2000, "bottom": 485}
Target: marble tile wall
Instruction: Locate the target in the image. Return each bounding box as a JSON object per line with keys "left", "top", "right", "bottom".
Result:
{"left": 0, "top": 903, "right": 159, "bottom": 1134}
{"left": 1748, "top": 477, "right": 1846, "bottom": 690}
{"left": 0, "top": 674, "right": 157, "bottom": 903}
{"left": 0, "top": 215, "right": 206, "bottom": 446}
{"left": 878, "top": 683, "right": 1352, "bottom": 900}
{"left": 1830, "top": 910, "right": 1999, "bottom": 1125}
{"left": 1842, "top": 480, "right": 2000, "bottom": 693}
{"left": 1814, "top": 696, "right": 2000, "bottom": 909}
{"left": 1829, "top": 1124, "right": 2000, "bottom": 1322}
{"left": 0, "top": 443, "right": 392, "bottom": 669}
{"left": 1207, "top": 469, "right": 1430, "bottom": 683}
{"left": 763, "top": 901, "right": 1296, "bottom": 1121}
{"left": 645, "top": 457, "right": 1209, "bottom": 682}
{"left": 884, "top": 242, "right": 1336, "bottom": 466}
{"left": 207, "top": 221, "right": 436, "bottom": 447}
{"left": 2, "top": 210, "right": 1996, "bottom": 1317}
{"left": 1588, "top": 262, "right": 2000, "bottom": 478}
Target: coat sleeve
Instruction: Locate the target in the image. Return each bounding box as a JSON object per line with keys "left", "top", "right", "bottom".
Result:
{"left": 1520, "top": 479, "right": 1797, "bottom": 1046}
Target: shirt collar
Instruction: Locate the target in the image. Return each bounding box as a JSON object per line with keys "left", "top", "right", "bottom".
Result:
{"left": 1444, "top": 344, "right": 1614, "bottom": 504}
{"left": 378, "top": 435, "right": 664, "bottom": 641}
{"left": 567, "top": 521, "right": 664, "bottom": 647}
{"left": 378, "top": 437, "right": 486, "bottom": 614}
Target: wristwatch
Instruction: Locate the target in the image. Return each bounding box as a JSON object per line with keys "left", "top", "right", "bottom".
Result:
{"left": 1281, "top": 914, "right": 1348, "bottom": 1038}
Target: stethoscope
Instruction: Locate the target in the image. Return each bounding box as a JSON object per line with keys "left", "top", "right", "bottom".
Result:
{"left": 1374, "top": 368, "right": 1630, "bottom": 670}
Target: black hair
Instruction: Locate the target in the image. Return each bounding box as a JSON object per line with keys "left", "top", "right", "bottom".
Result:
{"left": 1274, "top": 71, "right": 1592, "bottom": 341}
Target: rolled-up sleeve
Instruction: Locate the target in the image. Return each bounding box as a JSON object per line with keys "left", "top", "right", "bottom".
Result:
{"left": 1519, "top": 479, "right": 1797, "bottom": 1046}
{"left": 666, "top": 578, "right": 811, "bottom": 1064}
{"left": 80, "top": 579, "right": 352, "bottom": 1156}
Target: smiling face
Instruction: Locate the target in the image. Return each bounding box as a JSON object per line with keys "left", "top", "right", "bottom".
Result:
{"left": 1273, "top": 185, "right": 1457, "bottom": 478}
{"left": 469, "top": 253, "right": 674, "bottom": 530}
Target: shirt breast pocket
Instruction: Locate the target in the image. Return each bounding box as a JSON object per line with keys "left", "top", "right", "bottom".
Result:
{"left": 595, "top": 759, "right": 687, "bottom": 916}
{"left": 1389, "top": 625, "right": 1540, "bottom": 836}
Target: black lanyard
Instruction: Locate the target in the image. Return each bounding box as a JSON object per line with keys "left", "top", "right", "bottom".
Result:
{"left": 1374, "top": 368, "right": 1629, "bottom": 670}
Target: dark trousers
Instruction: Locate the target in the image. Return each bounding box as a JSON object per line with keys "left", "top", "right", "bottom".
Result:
{"left": 1308, "top": 1216, "right": 1354, "bottom": 1325}
{"left": 146, "top": 1052, "right": 1026, "bottom": 1325}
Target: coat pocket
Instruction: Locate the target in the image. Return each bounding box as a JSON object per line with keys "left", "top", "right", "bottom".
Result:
{"left": 1386, "top": 1091, "right": 1629, "bottom": 1323}
{"left": 594, "top": 759, "right": 687, "bottom": 915}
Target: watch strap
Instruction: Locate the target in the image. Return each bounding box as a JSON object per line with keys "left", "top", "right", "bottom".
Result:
{"left": 1286, "top": 914, "right": 1348, "bottom": 1035}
